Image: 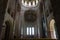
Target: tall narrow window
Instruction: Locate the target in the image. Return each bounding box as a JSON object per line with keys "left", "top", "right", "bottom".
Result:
{"left": 50, "top": 19, "right": 57, "bottom": 39}
{"left": 30, "top": 27, "right": 31, "bottom": 35}
{"left": 27, "top": 27, "right": 34, "bottom": 35}
{"left": 27, "top": 27, "right": 30, "bottom": 35}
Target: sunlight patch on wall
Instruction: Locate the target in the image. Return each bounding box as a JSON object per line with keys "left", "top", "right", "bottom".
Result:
{"left": 50, "top": 19, "right": 57, "bottom": 39}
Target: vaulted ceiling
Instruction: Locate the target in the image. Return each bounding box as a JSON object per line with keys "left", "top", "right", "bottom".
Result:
{"left": 0, "top": 0, "right": 60, "bottom": 38}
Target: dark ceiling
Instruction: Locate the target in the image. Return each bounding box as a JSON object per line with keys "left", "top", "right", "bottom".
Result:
{"left": 0, "top": 0, "right": 60, "bottom": 38}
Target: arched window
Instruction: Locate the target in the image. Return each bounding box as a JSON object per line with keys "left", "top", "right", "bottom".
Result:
{"left": 21, "top": 0, "right": 39, "bottom": 7}
{"left": 50, "top": 19, "right": 57, "bottom": 39}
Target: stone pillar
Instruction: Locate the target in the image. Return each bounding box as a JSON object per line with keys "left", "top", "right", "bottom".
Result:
{"left": 0, "top": 0, "right": 8, "bottom": 39}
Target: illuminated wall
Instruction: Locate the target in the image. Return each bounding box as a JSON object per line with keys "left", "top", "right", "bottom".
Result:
{"left": 49, "top": 19, "right": 57, "bottom": 39}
